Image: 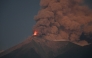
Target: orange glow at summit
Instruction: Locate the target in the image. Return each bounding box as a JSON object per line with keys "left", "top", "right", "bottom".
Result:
{"left": 33, "top": 31, "right": 38, "bottom": 36}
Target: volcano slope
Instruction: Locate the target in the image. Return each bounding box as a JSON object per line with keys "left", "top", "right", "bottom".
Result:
{"left": 0, "top": 36, "right": 92, "bottom": 58}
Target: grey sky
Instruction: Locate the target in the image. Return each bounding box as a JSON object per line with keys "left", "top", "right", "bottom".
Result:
{"left": 0, "top": 0, "right": 40, "bottom": 50}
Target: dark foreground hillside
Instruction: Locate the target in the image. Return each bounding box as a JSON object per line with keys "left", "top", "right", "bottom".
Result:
{"left": 55, "top": 44, "right": 92, "bottom": 58}
{"left": 0, "top": 37, "right": 92, "bottom": 58}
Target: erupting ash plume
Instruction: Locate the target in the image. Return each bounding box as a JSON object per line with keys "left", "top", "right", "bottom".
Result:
{"left": 33, "top": 0, "right": 92, "bottom": 46}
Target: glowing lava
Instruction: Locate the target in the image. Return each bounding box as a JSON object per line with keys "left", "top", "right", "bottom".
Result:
{"left": 33, "top": 31, "right": 38, "bottom": 36}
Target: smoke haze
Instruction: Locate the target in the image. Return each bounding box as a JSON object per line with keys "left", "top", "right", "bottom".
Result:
{"left": 33, "top": 0, "right": 92, "bottom": 46}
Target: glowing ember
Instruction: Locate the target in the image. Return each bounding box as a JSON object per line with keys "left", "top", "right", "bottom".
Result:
{"left": 33, "top": 31, "right": 38, "bottom": 36}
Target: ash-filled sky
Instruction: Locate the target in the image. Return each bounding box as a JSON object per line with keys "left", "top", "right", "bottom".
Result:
{"left": 34, "top": 0, "right": 92, "bottom": 46}
{"left": 0, "top": 0, "right": 92, "bottom": 51}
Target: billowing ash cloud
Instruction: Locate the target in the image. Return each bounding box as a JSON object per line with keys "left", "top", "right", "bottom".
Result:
{"left": 33, "top": 0, "right": 92, "bottom": 46}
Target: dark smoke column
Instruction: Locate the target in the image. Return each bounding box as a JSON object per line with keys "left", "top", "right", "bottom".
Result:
{"left": 33, "top": 0, "right": 92, "bottom": 46}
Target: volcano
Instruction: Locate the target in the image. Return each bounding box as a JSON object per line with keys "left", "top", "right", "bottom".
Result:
{"left": 0, "top": 0, "right": 92, "bottom": 58}
{"left": 0, "top": 36, "right": 92, "bottom": 58}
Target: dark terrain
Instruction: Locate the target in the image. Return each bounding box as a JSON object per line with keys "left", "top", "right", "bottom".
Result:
{"left": 0, "top": 37, "right": 92, "bottom": 58}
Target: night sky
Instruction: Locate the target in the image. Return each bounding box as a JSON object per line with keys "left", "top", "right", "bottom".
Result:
{"left": 0, "top": 0, "right": 40, "bottom": 51}
{"left": 0, "top": 0, "right": 92, "bottom": 51}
